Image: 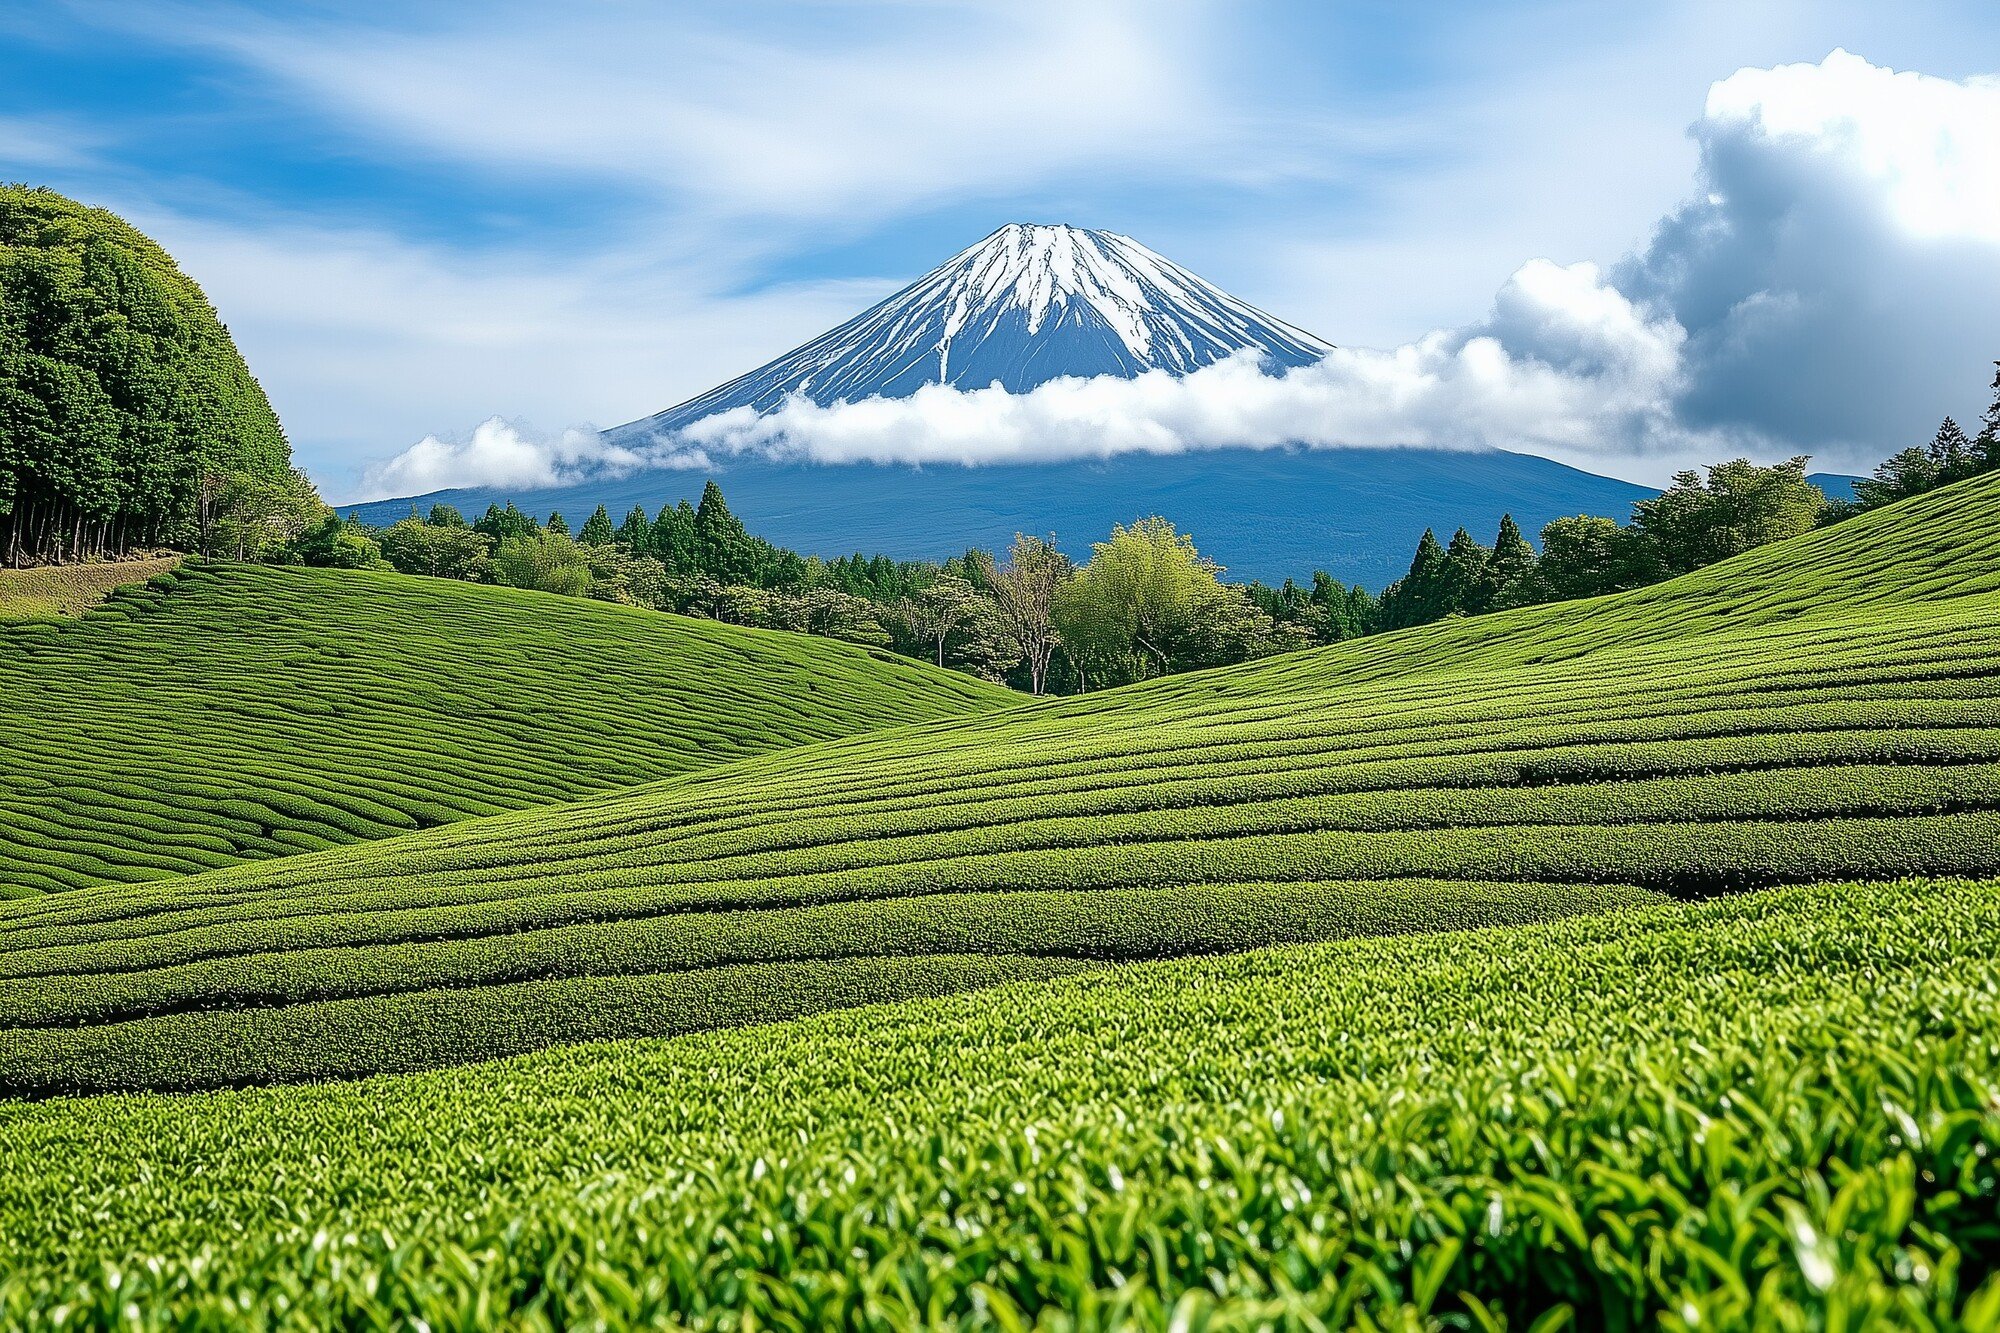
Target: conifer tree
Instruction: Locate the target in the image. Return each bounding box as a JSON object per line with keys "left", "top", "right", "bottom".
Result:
{"left": 1486, "top": 513, "right": 1539, "bottom": 610}
{"left": 1978, "top": 361, "right": 2000, "bottom": 467}
{"left": 577, "top": 504, "right": 615, "bottom": 546}
{"left": 652, "top": 500, "right": 697, "bottom": 574}
{"left": 545, "top": 510, "right": 570, "bottom": 537}
{"left": 694, "top": 480, "right": 755, "bottom": 583}
{"left": 1377, "top": 528, "right": 1446, "bottom": 629}
{"left": 1440, "top": 527, "right": 1491, "bottom": 616}
{"left": 617, "top": 504, "right": 653, "bottom": 553}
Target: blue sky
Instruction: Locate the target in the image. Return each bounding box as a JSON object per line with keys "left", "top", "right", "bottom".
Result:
{"left": 5, "top": 1, "right": 1999, "bottom": 499}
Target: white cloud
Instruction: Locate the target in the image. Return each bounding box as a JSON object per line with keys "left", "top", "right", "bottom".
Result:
{"left": 355, "top": 418, "right": 691, "bottom": 501}
{"left": 1619, "top": 50, "right": 2000, "bottom": 466}
{"left": 668, "top": 260, "right": 1696, "bottom": 470}
{"left": 120, "top": 0, "right": 1216, "bottom": 238}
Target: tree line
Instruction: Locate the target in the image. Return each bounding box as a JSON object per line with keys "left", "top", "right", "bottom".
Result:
{"left": 1367, "top": 361, "right": 2000, "bottom": 634}
{"left": 256, "top": 484, "right": 1368, "bottom": 695}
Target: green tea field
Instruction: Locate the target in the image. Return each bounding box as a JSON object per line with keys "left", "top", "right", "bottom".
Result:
{"left": 1, "top": 877, "right": 1995, "bottom": 1327}
{"left": 4, "top": 473, "right": 1998, "bottom": 1099}
{"left": 0, "top": 562, "right": 1009, "bottom": 896}
{"left": 3, "top": 474, "right": 1999, "bottom": 1328}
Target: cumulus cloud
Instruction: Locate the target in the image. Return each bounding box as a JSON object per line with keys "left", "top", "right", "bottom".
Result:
{"left": 1618, "top": 50, "right": 2000, "bottom": 466}
{"left": 356, "top": 418, "right": 708, "bottom": 502}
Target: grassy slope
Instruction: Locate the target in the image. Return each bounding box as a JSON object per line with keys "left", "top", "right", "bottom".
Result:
{"left": 0, "top": 561, "right": 1011, "bottom": 896}
{"left": 1, "top": 877, "right": 1996, "bottom": 1328}
{"left": 0, "top": 556, "right": 182, "bottom": 621}
{"left": 5, "top": 472, "right": 1999, "bottom": 1094}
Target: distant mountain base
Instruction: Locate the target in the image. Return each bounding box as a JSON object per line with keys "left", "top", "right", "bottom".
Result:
{"left": 346, "top": 447, "right": 1656, "bottom": 586}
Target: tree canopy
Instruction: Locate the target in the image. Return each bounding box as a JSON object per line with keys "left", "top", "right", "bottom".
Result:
{"left": 1, "top": 185, "right": 295, "bottom": 562}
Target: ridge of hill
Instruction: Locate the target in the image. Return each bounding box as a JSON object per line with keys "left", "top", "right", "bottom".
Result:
{"left": 6, "top": 471, "right": 1998, "bottom": 1094}
{"left": 0, "top": 562, "right": 1011, "bottom": 896}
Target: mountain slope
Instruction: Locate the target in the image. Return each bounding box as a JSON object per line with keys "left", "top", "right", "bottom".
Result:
{"left": 347, "top": 447, "right": 1655, "bottom": 586}
{"left": 609, "top": 223, "right": 1332, "bottom": 443}
{"left": 12, "top": 470, "right": 2000, "bottom": 1094}
{"left": 0, "top": 563, "right": 1010, "bottom": 896}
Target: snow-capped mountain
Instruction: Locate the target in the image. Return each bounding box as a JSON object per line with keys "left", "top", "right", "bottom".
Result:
{"left": 608, "top": 223, "right": 1332, "bottom": 442}
{"left": 353, "top": 223, "right": 1659, "bottom": 583}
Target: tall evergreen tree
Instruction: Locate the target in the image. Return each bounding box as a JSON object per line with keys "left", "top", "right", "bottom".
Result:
{"left": 652, "top": 500, "right": 697, "bottom": 575}
{"left": 1377, "top": 528, "right": 1447, "bottom": 629}
{"left": 1486, "top": 513, "right": 1539, "bottom": 610}
{"left": 1977, "top": 361, "right": 2000, "bottom": 467}
{"left": 577, "top": 503, "right": 615, "bottom": 546}
{"left": 427, "top": 503, "right": 467, "bottom": 527}
{"left": 617, "top": 504, "right": 653, "bottom": 553}
{"left": 544, "top": 510, "right": 571, "bottom": 537}
{"left": 1439, "top": 527, "right": 1491, "bottom": 617}
{"left": 1, "top": 185, "right": 294, "bottom": 562}
{"left": 474, "top": 502, "right": 538, "bottom": 544}
{"left": 694, "top": 480, "right": 756, "bottom": 584}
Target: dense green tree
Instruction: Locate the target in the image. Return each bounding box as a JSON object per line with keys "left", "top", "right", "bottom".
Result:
{"left": 492, "top": 531, "right": 592, "bottom": 597}
{"left": 1440, "top": 527, "right": 1491, "bottom": 614}
{"left": 616, "top": 505, "right": 653, "bottom": 553}
{"left": 577, "top": 504, "right": 615, "bottom": 546}
{"left": 0, "top": 185, "right": 293, "bottom": 562}
{"left": 1634, "top": 457, "right": 1822, "bottom": 573}
{"left": 545, "top": 510, "right": 570, "bottom": 538}
{"left": 474, "top": 503, "right": 538, "bottom": 544}
{"left": 427, "top": 503, "right": 467, "bottom": 527}
{"left": 211, "top": 468, "right": 324, "bottom": 561}
{"left": 1375, "top": 529, "right": 1447, "bottom": 629}
{"left": 1486, "top": 514, "right": 1539, "bottom": 610}
{"left": 1855, "top": 417, "right": 1994, "bottom": 511}
{"left": 1531, "top": 515, "right": 1652, "bottom": 601}
{"left": 652, "top": 501, "right": 697, "bottom": 574}
{"left": 379, "top": 517, "right": 494, "bottom": 580}
{"left": 694, "top": 480, "right": 755, "bottom": 584}
{"left": 1052, "top": 517, "right": 1232, "bottom": 684}
{"left": 292, "top": 515, "right": 385, "bottom": 569}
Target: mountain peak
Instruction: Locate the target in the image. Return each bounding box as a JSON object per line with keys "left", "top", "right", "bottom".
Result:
{"left": 609, "top": 224, "right": 1333, "bottom": 444}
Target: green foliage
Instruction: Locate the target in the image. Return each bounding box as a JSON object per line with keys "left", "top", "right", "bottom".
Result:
{"left": 1856, "top": 407, "right": 2000, "bottom": 510}
{"left": 1633, "top": 455, "right": 1824, "bottom": 574}
{"left": 0, "top": 185, "right": 292, "bottom": 561}
{"left": 473, "top": 501, "right": 539, "bottom": 544}
{"left": 2, "top": 878, "right": 1998, "bottom": 1327}
{"left": 1052, "top": 516, "right": 1264, "bottom": 685}
{"left": 492, "top": 530, "right": 594, "bottom": 596}
{"left": 290, "top": 513, "right": 385, "bottom": 569}
{"left": 577, "top": 503, "right": 616, "bottom": 546}
{"left": 0, "top": 562, "right": 1011, "bottom": 893}
{"left": 378, "top": 516, "right": 494, "bottom": 580}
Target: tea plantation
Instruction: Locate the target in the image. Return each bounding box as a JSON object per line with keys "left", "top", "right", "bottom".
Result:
{"left": 0, "top": 877, "right": 1995, "bottom": 1328}
{"left": 0, "top": 562, "right": 1010, "bottom": 895}
{"left": 3, "top": 473, "right": 1999, "bottom": 1327}
{"left": 3, "top": 473, "right": 1999, "bottom": 1097}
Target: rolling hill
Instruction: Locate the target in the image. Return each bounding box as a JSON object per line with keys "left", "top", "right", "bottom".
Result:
{"left": 0, "top": 562, "right": 1010, "bottom": 896}
{"left": 8, "top": 469, "right": 1999, "bottom": 1096}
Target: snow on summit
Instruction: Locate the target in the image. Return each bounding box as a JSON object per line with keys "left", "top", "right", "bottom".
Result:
{"left": 609, "top": 224, "right": 1333, "bottom": 443}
